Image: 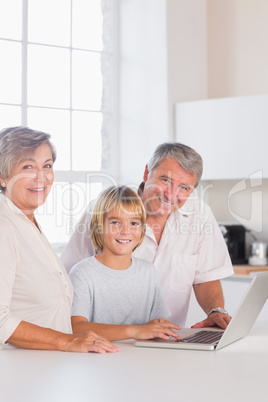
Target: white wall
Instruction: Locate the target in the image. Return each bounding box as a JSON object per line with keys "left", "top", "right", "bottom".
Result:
{"left": 118, "top": 0, "right": 208, "bottom": 186}
{"left": 118, "top": 0, "right": 169, "bottom": 186}
{"left": 207, "top": 0, "right": 268, "bottom": 98}
{"left": 117, "top": 0, "right": 268, "bottom": 242}
{"left": 206, "top": 0, "right": 268, "bottom": 243}
{"left": 166, "top": 0, "right": 207, "bottom": 136}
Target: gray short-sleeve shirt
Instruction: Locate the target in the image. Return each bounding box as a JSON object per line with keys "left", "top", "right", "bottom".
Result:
{"left": 69, "top": 256, "right": 170, "bottom": 325}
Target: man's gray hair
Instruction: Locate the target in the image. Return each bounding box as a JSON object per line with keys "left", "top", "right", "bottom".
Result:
{"left": 0, "top": 126, "right": 56, "bottom": 192}
{"left": 147, "top": 142, "right": 203, "bottom": 188}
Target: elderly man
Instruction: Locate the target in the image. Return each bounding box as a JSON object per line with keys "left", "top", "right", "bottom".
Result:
{"left": 61, "top": 143, "right": 233, "bottom": 328}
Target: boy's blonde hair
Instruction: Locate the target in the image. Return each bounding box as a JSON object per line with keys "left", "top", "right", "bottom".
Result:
{"left": 90, "top": 185, "right": 146, "bottom": 252}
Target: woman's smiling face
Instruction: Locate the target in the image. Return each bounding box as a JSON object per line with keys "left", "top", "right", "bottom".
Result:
{"left": 3, "top": 143, "right": 54, "bottom": 219}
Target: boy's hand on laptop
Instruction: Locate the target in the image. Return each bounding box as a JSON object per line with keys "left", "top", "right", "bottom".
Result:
{"left": 130, "top": 320, "right": 181, "bottom": 341}
{"left": 191, "top": 313, "right": 232, "bottom": 330}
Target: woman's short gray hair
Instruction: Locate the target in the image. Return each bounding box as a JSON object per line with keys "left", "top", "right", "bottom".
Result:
{"left": 147, "top": 142, "right": 203, "bottom": 188}
{"left": 0, "top": 126, "right": 56, "bottom": 192}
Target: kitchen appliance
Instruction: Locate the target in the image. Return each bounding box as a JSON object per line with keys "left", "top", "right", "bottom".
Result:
{"left": 219, "top": 224, "right": 247, "bottom": 265}
{"left": 249, "top": 241, "right": 268, "bottom": 266}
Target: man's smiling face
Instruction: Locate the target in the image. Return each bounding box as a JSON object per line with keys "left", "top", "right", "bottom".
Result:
{"left": 142, "top": 158, "right": 196, "bottom": 218}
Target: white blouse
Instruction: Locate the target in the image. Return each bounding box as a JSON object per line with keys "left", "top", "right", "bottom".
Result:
{"left": 0, "top": 194, "right": 73, "bottom": 345}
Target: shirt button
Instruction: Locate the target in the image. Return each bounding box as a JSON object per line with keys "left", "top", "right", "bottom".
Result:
{"left": 59, "top": 272, "right": 63, "bottom": 275}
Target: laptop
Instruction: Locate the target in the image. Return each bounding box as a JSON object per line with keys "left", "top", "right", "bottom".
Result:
{"left": 135, "top": 271, "right": 268, "bottom": 351}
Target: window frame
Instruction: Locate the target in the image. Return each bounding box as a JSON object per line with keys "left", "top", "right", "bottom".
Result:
{"left": 0, "top": 0, "right": 120, "bottom": 243}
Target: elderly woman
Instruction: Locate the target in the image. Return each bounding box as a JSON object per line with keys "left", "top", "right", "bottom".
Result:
{"left": 0, "top": 126, "right": 119, "bottom": 353}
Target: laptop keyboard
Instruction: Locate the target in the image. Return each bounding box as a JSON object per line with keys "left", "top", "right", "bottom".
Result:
{"left": 178, "top": 330, "right": 223, "bottom": 344}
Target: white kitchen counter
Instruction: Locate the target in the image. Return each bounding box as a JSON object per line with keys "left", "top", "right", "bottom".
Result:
{"left": 1, "top": 321, "right": 267, "bottom": 402}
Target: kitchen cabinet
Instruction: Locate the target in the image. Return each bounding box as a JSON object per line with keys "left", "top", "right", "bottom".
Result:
{"left": 175, "top": 94, "right": 268, "bottom": 180}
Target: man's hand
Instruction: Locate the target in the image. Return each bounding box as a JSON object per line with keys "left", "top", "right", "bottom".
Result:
{"left": 193, "top": 280, "right": 232, "bottom": 329}
{"left": 191, "top": 312, "right": 232, "bottom": 330}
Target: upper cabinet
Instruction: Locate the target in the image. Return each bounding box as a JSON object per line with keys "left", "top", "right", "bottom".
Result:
{"left": 175, "top": 95, "right": 268, "bottom": 180}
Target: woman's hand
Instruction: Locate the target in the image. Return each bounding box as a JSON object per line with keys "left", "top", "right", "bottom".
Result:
{"left": 63, "top": 331, "right": 120, "bottom": 354}
{"left": 130, "top": 320, "right": 181, "bottom": 341}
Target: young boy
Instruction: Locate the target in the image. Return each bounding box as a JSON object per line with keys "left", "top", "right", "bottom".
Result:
{"left": 69, "top": 186, "right": 180, "bottom": 341}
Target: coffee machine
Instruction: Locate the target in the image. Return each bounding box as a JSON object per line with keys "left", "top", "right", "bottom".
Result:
{"left": 219, "top": 224, "right": 247, "bottom": 265}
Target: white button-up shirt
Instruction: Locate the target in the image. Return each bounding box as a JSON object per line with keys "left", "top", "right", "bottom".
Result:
{"left": 133, "top": 198, "right": 234, "bottom": 325}
{"left": 0, "top": 194, "right": 73, "bottom": 345}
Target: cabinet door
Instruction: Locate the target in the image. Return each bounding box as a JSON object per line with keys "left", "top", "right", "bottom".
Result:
{"left": 175, "top": 95, "right": 268, "bottom": 180}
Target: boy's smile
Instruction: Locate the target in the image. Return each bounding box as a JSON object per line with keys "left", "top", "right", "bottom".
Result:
{"left": 96, "top": 206, "right": 143, "bottom": 270}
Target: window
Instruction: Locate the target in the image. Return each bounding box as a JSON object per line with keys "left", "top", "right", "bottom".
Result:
{"left": 0, "top": 0, "right": 118, "bottom": 246}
